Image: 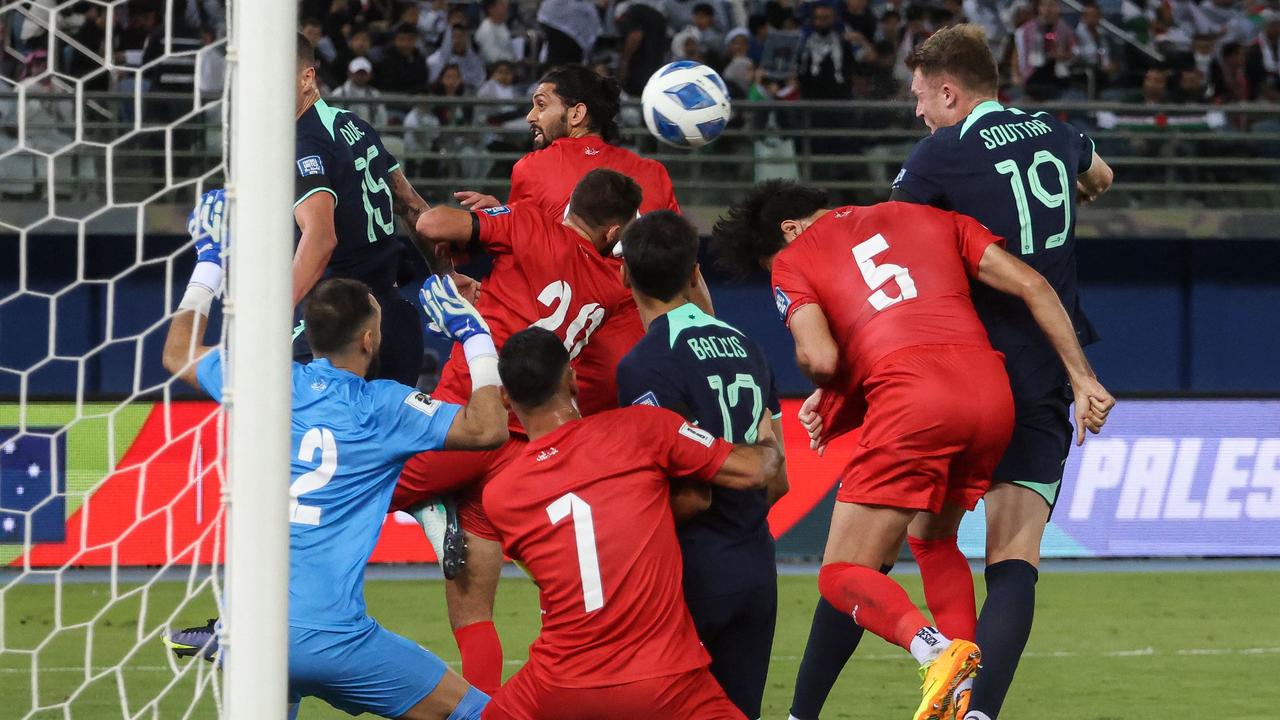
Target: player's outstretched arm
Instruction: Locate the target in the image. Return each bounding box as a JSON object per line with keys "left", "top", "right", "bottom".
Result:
{"left": 709, "top": 418, "right": 783, "bottom": 492}
{"left": 975, "top": 244, "right": 1116, "bottom": 444}
{"left": 415, "top": 205, "right": 480, "bottom": 253}
{"left": 293, "top": 191, "right": 338, "bottom": 305}
{"left": 164, "top": 189, "right": 226, "bottom": 391}
{"left": 787, "top": 304, "right": 840, "bottom": 386}
{"left": 389, "top": 168, "right": 454, "bottom": 275}
{"left": 1077, "top": 151, "right": 1114, "bottom": 204}
{"left": 419, "top": 275, "right": 509, "bottom": 451}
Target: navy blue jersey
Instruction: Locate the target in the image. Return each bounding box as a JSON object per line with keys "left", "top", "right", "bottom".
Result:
{"left": 893, "top": 100, "right": 1098, "bottom": 350}
{"left": 295, "top": 98, "right": 401, "bottom": 292}
{"left": 616, "top": 303, "right": 781, "bottom": 600}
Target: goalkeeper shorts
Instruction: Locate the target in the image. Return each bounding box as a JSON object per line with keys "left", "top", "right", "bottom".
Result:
{"left": 288, "top": 620, "right": 451, "bottom": 717}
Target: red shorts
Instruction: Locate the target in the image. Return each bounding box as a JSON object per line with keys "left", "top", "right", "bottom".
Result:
{"left": 390, "top": 437, "right": 526, "bottom": 540}
{"left": 484, "top": 664, "right": 745, "bottom": 720}
{"left": 837, "top": 345, "right": 1014, "bottom": 513}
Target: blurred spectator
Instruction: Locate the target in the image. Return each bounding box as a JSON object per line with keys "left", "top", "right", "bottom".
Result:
{"left": 538, "top": 0, "right": 602, "bottom": 67}
{"left": 475, "top": 0, "right": 517, "bottom": 65}
{"left": 667, "top": 0, "right": 729, "bottom": 36}
{"left": 116, "top": 0, "right": 161, "bottom": 66}
{"left": 842, "top": 0, "right": 877, "bottom": 41}
{"left": 326, "top": 26, "right": 373, "bottom": 91}
{"left": 671, "top": 4, "right": 723, "bottom": 63}
{"left": 877, "top": 9, "right": 901, "bottom": 48}
{"left": 375, "top": 22, "right": 429, "bottom": 95}
{"left": 429, "top": 64, "right": 472, "bottom": 123}
{"left": 1216, "top": 41, "right": 1251, "bottom": 103}
{"left": 747, "top": 13, "right": 770, "bottom": 63}
{"left": 616, "top": 0, "right": 670, "bottom": 96}
{"left": 477, "top": 60, "right": 525, "bottom": 126}
{"left": 798, "top": 3, "right": 855, "bottom": 100}
{"left": 893, "top": 5, "right": 930, "bottom": 86}
{"left": 1190, "top": 0, "right": 1256, "bottom": 46}
{"left": 331, "top": 56, "right": 389, "bottom": 127}
{"left": 1149, "top": 3, "right": 1192, "bottom": 56}
{"left": 418, "top": 0, "right": 450, "bottom": 50}
{"left": 428, "top": 23, "right": 485, "bottom": 91}
{"left": 1172, "top": 65, "right": 1211, "bottom": 104}
{"left": 1139, "top": 66, "right": 1169, "bottom": 105}
{"left": 1245, "top": 12, "right": 1280, "bottom": 102}
{"left": 301, "top": 17, "right": 332, "bottom": 69}
{"left": 66, "top": 4, "right": 110, "bottom": 92}
{"left": 963, "top": 0, "right": 1004, "bottom": 51}
{"left": 721, "top": 27, "right": 755, "bottom": 94}
{"left": 1015, "top": 0, "right": 1076, "bottom": 100}
{"left": 1076, "top": 0, "right": 1120, "bottom": 92}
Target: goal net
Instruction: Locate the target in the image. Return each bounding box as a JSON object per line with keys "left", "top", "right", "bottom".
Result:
{"left": 0, "top": 1, "right": 291, "bottom": 716}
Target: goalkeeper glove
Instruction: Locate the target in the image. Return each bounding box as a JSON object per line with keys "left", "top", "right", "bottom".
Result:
{"left": 420, "top": 274, "right": 491, "bottom": 343}
{"left": 187, "top": 188, "right": 228, "bottom": 267}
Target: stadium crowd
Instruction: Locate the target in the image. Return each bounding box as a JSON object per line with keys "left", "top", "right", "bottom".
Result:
{"left": 2, "top": 1, "right": 1279, "bottom": 110}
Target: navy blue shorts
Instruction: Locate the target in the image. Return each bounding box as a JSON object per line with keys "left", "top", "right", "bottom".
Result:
{"left": 684, "top": 582, "right": 777, "bottom": 719}
{"left": 288, "top": 621, "right": 448, "bottom": 717}
{"left": 293, "top": 288, "right": 423, "bottom": 387}
{"left": 992, "top": 343, "right": 1074, "bottom": 508}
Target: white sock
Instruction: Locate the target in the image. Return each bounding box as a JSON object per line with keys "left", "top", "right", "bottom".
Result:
{"left": 964, "top": 713, "right": 992, "bottom": 720}
{"left": 953, "top": 676, "right": 974, "bottom": 705}
{"left": 909, "top": 626, "right": 950, "bottom": 665}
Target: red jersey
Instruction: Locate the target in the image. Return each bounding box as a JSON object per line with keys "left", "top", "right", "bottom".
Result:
{"left": 509, "top": 135, "right": 680, "bottom": 219}
{"left": 482, "top": 406, "right": 733, "bottom": 687}
{"left": 506, "top": 134, "right": 681, "bottom": 417}
{"left": 434, "top": 204, "right": 632, "bottom": 432}
{"left": 771, "top": 202, "right": 1002, "bottom": 433}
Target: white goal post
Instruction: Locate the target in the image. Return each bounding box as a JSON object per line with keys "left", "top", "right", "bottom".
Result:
{"left": 224, "top": 0, "right": 295, "bottom": 716}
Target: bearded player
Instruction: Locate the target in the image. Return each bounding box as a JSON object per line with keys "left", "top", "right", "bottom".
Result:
{"left": 482, "top": 327, "right": 784, "bottom": 720}
{"left": 391, "top": 169, "right": 642, "bottom": 695}
{"left": 711, "top": 181, "right": 1113, "bottom": 720}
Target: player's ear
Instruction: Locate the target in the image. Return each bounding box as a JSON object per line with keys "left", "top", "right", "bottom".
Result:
{"left": 690, "top": 263, "right": 703, "bottom": 290}
{"left": 620, "top": 261, "right": 632, "bottom": 289}
{"left": 780, "top": 219, "right": 800, "bottom": 242}
{"left": 565, "top": 366, "right": 578, "bottom": 400}
{"left": 568, "top": 102, "right": 588, "bottom": 129}
{"left": 499, "top": 386, "right": 513, "bottom": 412}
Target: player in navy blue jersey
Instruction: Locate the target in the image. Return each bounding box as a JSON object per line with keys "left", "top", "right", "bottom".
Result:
{"left": 615, "top": 211, "right": 789, "bottom": 719}
{"left": 293, "top": 33, "right": 441, "bottom": 385}
{"left": 786, "top": 24, "right": 1115, "bottom": 720}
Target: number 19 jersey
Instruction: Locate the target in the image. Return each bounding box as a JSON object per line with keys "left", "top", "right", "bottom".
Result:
{"left": 892, "top": 100, "right": 1098, "bottom": 348}
{"left": 483, "top": 407, "right": 733, "bottom": 687}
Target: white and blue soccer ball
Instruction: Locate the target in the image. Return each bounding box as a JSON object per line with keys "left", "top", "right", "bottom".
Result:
{"left": 640, "top": 61, "right": 732, "bottom": 149}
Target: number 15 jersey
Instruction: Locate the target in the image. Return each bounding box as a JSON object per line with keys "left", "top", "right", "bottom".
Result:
{"left": 772, "top": 202, "right": 1002, "bottom": 390}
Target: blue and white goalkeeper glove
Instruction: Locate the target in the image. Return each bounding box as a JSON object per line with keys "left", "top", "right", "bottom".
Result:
{"left": 181, "top": 189, "right": 227, "bottom": 312}
{"left": 187, "top": 188, "right": 228, "bottom": 267}
{"left": 420, "top": 274, "right": 491, "bottom": 343}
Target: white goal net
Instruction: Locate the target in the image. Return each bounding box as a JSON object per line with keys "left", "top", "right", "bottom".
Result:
{"left": 0, "top": 1, "right": 291, "bottom": 717}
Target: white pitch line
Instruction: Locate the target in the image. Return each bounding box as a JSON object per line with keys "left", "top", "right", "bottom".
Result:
{"left": 2, "top": 647, "right": 1277, "bottom": 674}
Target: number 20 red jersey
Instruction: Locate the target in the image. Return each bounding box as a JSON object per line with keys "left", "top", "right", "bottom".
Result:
{"left": 483, "top": 406, "right": 733, "bottom": 687}
{"left": 432, "top": 204, "right": 631, "bottom": 432}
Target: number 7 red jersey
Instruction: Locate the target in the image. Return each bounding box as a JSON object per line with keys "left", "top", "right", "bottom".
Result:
{"left": 770, "top": 202, "right": 1004, "bottom": 431}
{"left": 432, "top": 204, "right": 632, "bottom": 433}
{"left": 482, "top": 406, "right": 733, "bottom": 687}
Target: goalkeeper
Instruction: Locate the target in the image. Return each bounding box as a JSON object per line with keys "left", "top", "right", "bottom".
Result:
{"left": 163, "top": 191, "right": 506, "bottom": 720}
{"left": 293, "top": 32, "right": 440, "bottom": 385}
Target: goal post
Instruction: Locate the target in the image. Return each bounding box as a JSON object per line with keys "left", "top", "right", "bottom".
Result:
{"left": 224, "top": 0, "right": 296, "bottom": 716}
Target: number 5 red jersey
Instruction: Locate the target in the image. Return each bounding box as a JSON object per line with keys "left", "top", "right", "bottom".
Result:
{"left": 771, "top": 202, "right": 1003, "bottom": 403}
{"left": 482, "top": 406, "right": 733, "bottom": 688}
{"left": 432, "top": 204, "right": 631, "bottom": 433}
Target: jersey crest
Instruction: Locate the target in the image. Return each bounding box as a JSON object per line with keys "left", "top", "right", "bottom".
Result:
{"left": 297, "top": 155, "right": 325, "bottom": 176}
{"left": 773, "top": 286, "right": 791, "bottom": 321}
{"left": 630, "top": 391, "right": 660, "bottom": 407}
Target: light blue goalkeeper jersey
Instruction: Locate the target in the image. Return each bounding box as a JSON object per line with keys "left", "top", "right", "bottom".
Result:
{"left": 197, "top": 352, "right": 460, "bottom": 632}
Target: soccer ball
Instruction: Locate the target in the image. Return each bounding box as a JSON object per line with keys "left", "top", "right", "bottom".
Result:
{"left": 641, "top": 61, "right": 732, "bottom": 149}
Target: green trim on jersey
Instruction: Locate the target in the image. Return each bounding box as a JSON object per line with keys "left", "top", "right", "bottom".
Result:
{"left": 959, "top": 99, "right": 1005, "bottom": 139}
{"left": 665, "top": 302, "right": 744, "bottom": 349}
{"left": 313, "top": 98, "right": 347, "bottom": 142}
{"left": 1012, "top": 477, "right": 1062, "bottom": 508}
{"left": 386, "top": 162, "right": 401, "bottom": 174}
{"left": 294, "top": 186, "right": 338, "bottom": 209}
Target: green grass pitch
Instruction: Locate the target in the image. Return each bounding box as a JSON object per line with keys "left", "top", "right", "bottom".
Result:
{"left": 1, "top": 570, "right": 1275, "bottom": 718}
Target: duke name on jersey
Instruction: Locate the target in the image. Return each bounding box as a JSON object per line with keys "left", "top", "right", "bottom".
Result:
{"left": 893, "top": 100, "right": 1099, "bottom": 349}
{"left": 616, "top": 303, "right": 781, "bottom": 603}
{"left": 296, "top": 98, "right": 402, "bottom": 293}
{"left": 195, "top": 351, "right": 459, "bottom": 630}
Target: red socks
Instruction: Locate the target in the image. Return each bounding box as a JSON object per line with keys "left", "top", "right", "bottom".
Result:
{"left": 818, "top": 562, "right": 931, "bottom": 651}
{"left": 453, "top": 620, "right": 503, "bottom": 695}
{"left": 908, "top": 535, "right": 977, "bottom": 641}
